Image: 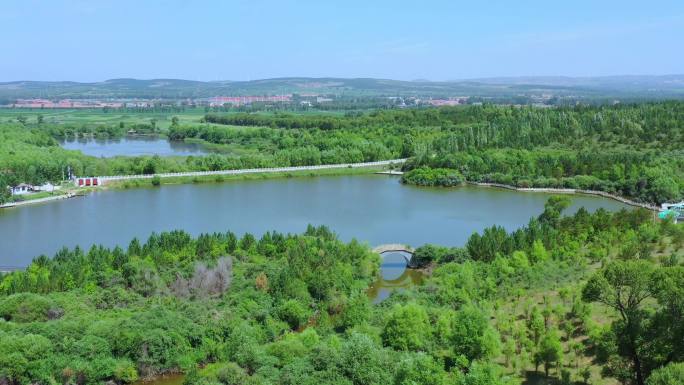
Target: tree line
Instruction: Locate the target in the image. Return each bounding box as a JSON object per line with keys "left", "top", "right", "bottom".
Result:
{"left": 2, "top": 102, "right": 683, "bottom": 204}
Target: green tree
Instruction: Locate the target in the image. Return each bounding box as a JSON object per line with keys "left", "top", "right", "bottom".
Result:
{"left": 340, "top": 291, "right": 371, "bottom": 329}
{"left": 394, "top": 353, "right": 445, "bottom": 385}
{"left": 341, "top": 333, "right": 392, "bottom": 385}
{"left": 447, "top": 306, "right": 501, "bottom": 363}
{"left": 535, "top": 330, "right": 563, "bottom": 377}
{"left": 458, "top": 361, "right": 516, "bottom": 385}
{"left": 529, "top": 240, "right": 549, "bottom": 264}
{"left": 382, "top": 303, "right": 432, "bottom": 351}
{"left": 278, "top": 299, "right": 311, "bottom": 330}
{"left": 582, "top": 260, "right": 656, "bottom": 385}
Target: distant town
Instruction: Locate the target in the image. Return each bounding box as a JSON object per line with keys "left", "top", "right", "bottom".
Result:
{"left": 3, "top": 95, "right": 473, "bottom": 109}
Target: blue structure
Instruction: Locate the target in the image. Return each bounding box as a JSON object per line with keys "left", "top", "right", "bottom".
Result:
{"left": 659, "top": 202, "right": 684, "bottom": 223}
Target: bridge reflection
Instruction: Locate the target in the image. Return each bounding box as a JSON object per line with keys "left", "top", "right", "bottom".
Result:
{"left": 367, "top": 250, "right": 424, "bottom": 303}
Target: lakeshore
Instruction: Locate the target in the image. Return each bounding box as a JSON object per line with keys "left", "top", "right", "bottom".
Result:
{"left": 0, "top": 192, "right": 79, "bottom": 209}
{"left": 466, "top": 182, "right": 660, "bottom": 211}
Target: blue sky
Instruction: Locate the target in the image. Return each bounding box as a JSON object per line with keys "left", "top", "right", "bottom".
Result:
{"left": 1, "top": 0, "right": 683, "bottom": 81}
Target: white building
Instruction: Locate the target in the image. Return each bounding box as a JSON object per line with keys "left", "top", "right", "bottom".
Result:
{"left": 10, "top": 184, "right": 34, "bottom": 196}
{"left": 35, "top": 183, "right": 60, "bottom": 193}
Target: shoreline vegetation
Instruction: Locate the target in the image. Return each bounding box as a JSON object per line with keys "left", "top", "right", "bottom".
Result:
{"left": 109, "top": 164, "right": 389, "bottom": 189}
{"left": 465, "top": 181, "right": 660, "bottom": 211}
{"left": 399, "top": 167, "right": 661, "bottom": 211}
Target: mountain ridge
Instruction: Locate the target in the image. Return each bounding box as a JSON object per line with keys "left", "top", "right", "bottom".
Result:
{"left": 1, "top": 75, "right": 683, "bottom": 100}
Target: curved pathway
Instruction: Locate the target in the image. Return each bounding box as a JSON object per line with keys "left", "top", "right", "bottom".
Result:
{"left": 468, "top": 182, "right": 659, "bottom": 211}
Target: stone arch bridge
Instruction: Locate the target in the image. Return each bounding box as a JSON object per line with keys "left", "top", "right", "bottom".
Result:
{"left": 372, "top": 244, "right": 415, "bottom": 264}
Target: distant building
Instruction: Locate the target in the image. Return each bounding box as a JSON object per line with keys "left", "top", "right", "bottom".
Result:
{"left": 74, "top": 177, "right": 101, "bottom": 187}
{"left": 206, "top": 95, "right": 292, "bottom": 107}
{"left": 12, "top": 99, "right": 123, "bottom": 109}
{"left": 35, "top": 183, "right": 60, "bottom": 193}
{"left": 427, "top": 97, "right": 469, "bottom": 106}
{"left": 11, "top": 184, "right": 35, "bottom": 195}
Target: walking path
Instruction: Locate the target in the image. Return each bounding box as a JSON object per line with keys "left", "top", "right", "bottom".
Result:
{"left": 2, "top": 160, "right": 406, "bottom": 209}
{"left": 0, "top": 193, "right": 78, "bottom": 209}
{"left": 97, "top": 159, "right": 408, "bottom": 183}
{"left": 375, "top": 170, "right": 404, "bottom": 175}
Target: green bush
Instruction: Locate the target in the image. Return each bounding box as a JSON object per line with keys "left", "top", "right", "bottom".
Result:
{"left": 277, "top": 299, "right": 312, "bottom": 330}
{"left": 647, "top": 362, "right": 684, "bottom": 385}
{"left": 0, "top": 293, "right": 54, "bottom": 323}
{"left": 381, "top": 303, "right": 431, "bottom": 351}
{"left": 401, "top": 167, "right": 464, "bottom": 187}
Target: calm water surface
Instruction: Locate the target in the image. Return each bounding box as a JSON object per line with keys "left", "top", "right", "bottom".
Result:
{"left": 0, "top": 175, "right": 629, "bottom": 267}
{"left": 133, "top": 374, "right": 184, "bottom": 385}
{"left": 60, "top": 137, "right": 209, "bottom": 157}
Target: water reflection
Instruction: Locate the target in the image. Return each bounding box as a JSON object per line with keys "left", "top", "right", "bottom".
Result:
{"left": 133, "top": 374, "right": 184, "bottom": 385}
{"left": 367, "top": 251, "right": 425, "bottom": 303}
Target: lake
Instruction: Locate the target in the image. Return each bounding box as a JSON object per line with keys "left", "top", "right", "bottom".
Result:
{"left": 0, "top": 175, "right": 629, "bottom": 267}
{"left": 60, "top": 137, "right": 209, "bottom": 157}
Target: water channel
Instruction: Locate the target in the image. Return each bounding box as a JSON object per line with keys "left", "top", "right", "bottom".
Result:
{"left": 60, "top": 137, "right": 210, "bottom": 157}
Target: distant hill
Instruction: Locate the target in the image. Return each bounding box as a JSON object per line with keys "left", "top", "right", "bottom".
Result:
{"left": 1, "top": 75, "right": 683, "bottom": 101}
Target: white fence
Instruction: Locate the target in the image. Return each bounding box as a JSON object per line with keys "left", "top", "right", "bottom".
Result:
{"left": 93, "top": 159, "right": 408, "bottom": 183}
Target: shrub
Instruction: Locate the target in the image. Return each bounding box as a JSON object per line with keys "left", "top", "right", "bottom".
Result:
{"left": 277, "top": 299, "right": 311, "bottom": 330}
{"left": 401, "top": 167, "right": 464, "bottom": 187}
{"left": 381, "top": 303, "right": 431, "bottom": 351}
{"left": 647, "top": 362, "right": 684, "bottom": 385}
{"left": 0, "top": 293, "right": 54, "bottom": 323}
{"left": 113, "top": 359, "right": 139, "bottom": 383}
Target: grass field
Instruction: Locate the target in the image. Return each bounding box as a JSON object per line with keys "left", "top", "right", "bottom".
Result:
{"left": 0, "top": 108, "right": 209, "bottom": 129}
{"left": 0, "top": 107, "right": 349, "bottom": 129}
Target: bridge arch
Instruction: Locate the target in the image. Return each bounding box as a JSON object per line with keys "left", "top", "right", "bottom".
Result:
{"left": 372, "top": 244, "right": 415, "bottom": 265}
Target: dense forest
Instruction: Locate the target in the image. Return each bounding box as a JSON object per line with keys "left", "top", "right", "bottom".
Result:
{"left": 204, "top": 103, "right": 684, "bottom": 204}
{"left": 1, "top": 102, "right": 683, "bottom": 205}
{"left": 1, "top": 199, "right": 684, "bottom": 385}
